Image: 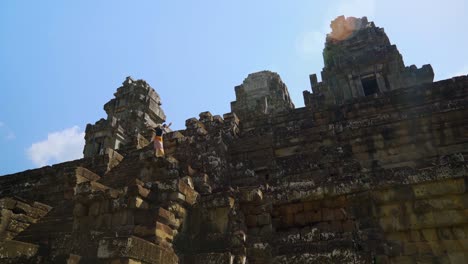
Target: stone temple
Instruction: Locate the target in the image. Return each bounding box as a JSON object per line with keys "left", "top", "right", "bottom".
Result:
{"left": 1, "top": 16, "right": 467, "bottom": 263}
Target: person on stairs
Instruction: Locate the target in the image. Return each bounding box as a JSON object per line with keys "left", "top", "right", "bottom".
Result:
{"left": 153, "top": 122, "right": 172, "bottom": 157}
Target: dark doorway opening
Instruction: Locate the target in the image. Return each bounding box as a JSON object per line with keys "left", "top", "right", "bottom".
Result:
{"left": 361, "top": 76, "right": 379, "bottom": 96}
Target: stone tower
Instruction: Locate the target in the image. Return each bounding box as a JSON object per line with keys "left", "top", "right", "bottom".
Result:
{"left": 83, "top": 77, "right": 166, "bottom": 157}
{"left": 231, "top": 71, "right": 295, "bottom": 122}
{"left": 304, "top": 16, "right": 434, "bottom": 107}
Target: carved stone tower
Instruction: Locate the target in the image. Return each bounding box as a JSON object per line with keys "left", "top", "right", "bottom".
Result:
{"left": 304, "top": 16, "right": 434, "bottom": 107}
{"left": 231, "top": 71, "right": 295, "bottom": 122}
{"left": 83, "top": 77, "right": 166, "bottom": 157}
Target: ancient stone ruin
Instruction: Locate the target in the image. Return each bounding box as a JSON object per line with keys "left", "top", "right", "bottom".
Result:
{"left": 1, "top": 16, "right": 467, "bottom": 263}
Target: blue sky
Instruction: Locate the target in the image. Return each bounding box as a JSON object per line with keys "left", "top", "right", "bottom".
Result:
{"left": 0, "top": 0, "right": 467, "bottom": 175}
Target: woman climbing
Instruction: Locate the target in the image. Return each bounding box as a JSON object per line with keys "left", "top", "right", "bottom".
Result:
{"left": 153, "top": 122, "right": 172, "bottom": 157}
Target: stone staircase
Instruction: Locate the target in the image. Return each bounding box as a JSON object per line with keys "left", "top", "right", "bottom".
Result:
{"left": 68, "top": 148, "right": 199, "bottom": 263}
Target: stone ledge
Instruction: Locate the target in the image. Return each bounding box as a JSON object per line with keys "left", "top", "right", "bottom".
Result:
{"left": 97, "top": 236, "right": 177, "bottom": 264}
{"left": 0, "top": 240, "right": 38, "bottom": 259}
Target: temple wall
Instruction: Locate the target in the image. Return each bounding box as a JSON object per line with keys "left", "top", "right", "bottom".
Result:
{"left": 0, "top": 15, "right": 465, "bottom": 260}
{"left": 172, "top": 76, "right": 467, "bottom": 263}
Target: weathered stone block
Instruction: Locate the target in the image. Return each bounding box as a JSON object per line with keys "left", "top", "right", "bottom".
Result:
{"left": 0, "top": 240, "right": 38, "bottom": 259}
{"left": 257, "top": 213, "right": 271, "bottom": 226}
{"left": 442, "top": 240, "right": 464, "bottom": 253}
{"left": 75, "top": 166, "right": 101, "bottom": 184}
{"left": 294, "top": 213, "right": 306, "bottom": 226}
{"left": 322, "top": 208, "right": 335, "bottom": 221}
{"left": 189, "top": 252, "right": 232, "bottom": 264}
{"left": 73, "top": 203, "right": 88, "bottom": 217}
{"left": 407, "top": 212, "right": 437, "bottom": 230}
{"left": 437, "top": 227, "right": 454, "bottom": 240}
{"left": 448, "top": 253, "right": 467, "bottom": 264}
{"left": 169, "top": 192, "right": 186, "bottom": 204}
{"left": 155, "top": 222, "right": 174, "bottom": 242}
{"left": 333, "top": 208, "right": 346, "bottom": 220}
{"left": 66, "top": 254, "right": 82, "bottom": 264}
{"left": 89, "top": 202, "right": 101, "bottom": 216}
{"left": 6, "top": 219, "right": 29, "bottom": 233}
{"left": 371, "top": 186, "right": 414, "bottom": 204}
{"left": 0, "top": 198, "right": 16, "bottom": 210}
{"left": 389, "top": 256, "right": 414, "bottom": 264}
{"left": 10, "top": 212, "right": 35, "bottom": 224}
{"left": 303, "top": 201, "right": 319, "bottom": 212}
{"left": 304, "top": 209, "right": 322, "bottom": 223}
{"left": 246, "top": 215, "right": 257, "bottom": 227}
{"left": 97, "top": 236, "right": 177, "bottom": 264}
{"left": 432, "top": 209, "right": 468, "bottom": 227}
{"left": 330, "top": 220, "right": 344, "bottom": 233}
{"left": 99, "top": 199, "right": 111, "bottom": 214}
{"left": 128, "top": 197, "right": 148, "bottom": 209}
{"left": 274, "top": 146, "right": 299, "bottom": 158}
{"left": 259, "top": 224, "right": 273, "bottom": 236}
{"left": 279, "top": 203, "right": 303, "bottom": 215}
{"left": 460, "top": 239, "right": 468, "bottom": 250}
{"left": 379, "top": 217, "right": 402, "bottom": 232}
{"left": 342, "top": 220, "right": 355, "bottom": 232}
{"left": 412, "top": 178, "right": 466, "bottom": 199}
{"left": 421, "top": 228, "right": 438, "bottom": 242}
{"left": 128, "top": 184, "right": 150, "bottom": 199}
{"left": 322, "top": 196, "right": 347, "bottom": 208}
{"left": 133, "top": 225, "right": 154, "bottom": 238}
{"left": 427, "top": 241, "right": 445, "bottom": 256}
{"left": 155, "top": 207, "right": 177, "bottom": 228}
{"left": 112, "top": 210, "right": 131, "bottom": 227}
{"left": 414, "top": 195, "right": 466, "bottom": 213}
{"left": 377, "top": 203, "right": 403, "bottom": 218}
{"left": 167, "top": 202, "right": 187, "bottom": 219}
{"left": 413, "top": 242, "right": 432, "bottom": 255}
{"left": 96, "top": 213, "right": 112, "bottom": 229}
{"left": 178, "top": 181, "right": 198, "bottom": 205}
{"left": 408, "top": 230, "right": 423, "bottom": 242}
{"left": 240, "top": 189, "right": 263, "bottom": 203}
{"left": 451, "top": 227, "right": 467, "bottom": 239}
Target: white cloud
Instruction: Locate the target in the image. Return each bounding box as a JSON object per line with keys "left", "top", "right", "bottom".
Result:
{"left": 26, "top": 126, "right": 85, "bottom": 167}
